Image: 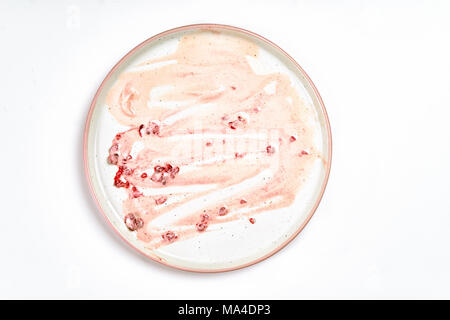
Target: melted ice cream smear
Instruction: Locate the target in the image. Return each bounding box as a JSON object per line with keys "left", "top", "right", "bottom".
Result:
{"left": 106, "top": 30, "right": 319, "bottom": 249}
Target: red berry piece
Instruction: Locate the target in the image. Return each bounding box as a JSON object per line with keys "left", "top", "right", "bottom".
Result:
{"left": 123, "top": 167, "right": 133, "bottom": 176}
{"left": 218, "top": 206, "right": 229, "bottom": 216}
{"left": 114, "top": 180, "right": 129, "bottom": 188}
{"left": 155, "top": 195, "right": 168, "bottom": 205}
{"left": 145, "top": 121, "right": 160, "bottom": 135}
{"left": 124, "top": 213, "right": 144, "bottom": 231}
{"left": 114, "top": 167, "right": 130, "bottom": 188}
{"left": 228, "top": 121, "right": 237, "bottom": 130}
{"left": 107, "top": 144, "right": 119, "bottom": 165}
{"left": 299, "top": 150, "right": 309, "bottom": 157}
{"left": 151, "top": 172, "right": 168, "bottom": 185}
{"left": 162, "top": 231, "right": 177, "bottom": 242}
{"left": 266, "top": 145, "right": 276, "bottom": 154}
{"left": 131, "top": 186, "right": 143, "bottom": 198}
{"left": 196, "top": 222, "right": 208, "bottom": 232}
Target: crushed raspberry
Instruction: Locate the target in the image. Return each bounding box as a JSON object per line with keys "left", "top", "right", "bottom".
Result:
{"left": 171, "top": 166, "right": 180, "bottom": 175}
{"left": 141, "top": 173, "right": 147, "bottom": 178}
{"left": 162, "top": 231, "right": 177, "bottom": 242}
{"left": 115, "top": 166, "right": 123, "bottom": 176}
{"left": 114, "top": 167, "right": 130, "bottom": 188}
{"left": 115, "top": 134, "right": 121, "bottom": 140}
{"left": 155, "top": 195, "right": 168, "bottom": 205}
{"left": 228, "top": 121, "right": 237, "bottom": 130}
{"left": 124, "top": 213, "right": 144, "bottom": 231}
{"left": 240, "top": 199, "right": 247, "bottom": 204}
{"left": 237, "top": 112, "right": 249, "bottom": 123}
{"left": 196, "top": 222, "right": 208, "bottom": 232}
{"left": 131, "top": 186, "right": 143, "bottom": 198}
{"left": 234, "top": 152, "right": 244, "bottom": 158}
{"left": 266, "top": 145, "right": 276, "bottom": 154}
{"left": 227, "top": 113, "right": 248, "bottom": 130}
{"left": 249, "top": 218, "right": 255, "bottom": 224}
{"left": 299, "top": 150, "right": 309, "bottom": 157}
{"left": 151, "top": 164, "right": 179, "bottom": 184}
{"left": 107, "top": 144, "right": 119, "bottom": 165}
{"left": 196, "top": 214, "right": 210, "bottom": 232}
{"left": 289, "top": 136, "right": 297, "bottom": 142}
{"left": 218, "top": 206, "right": 229, "bottom": 216}
{"left": 145, "top": 121, "right": 160, "bottom": 135}
{"left": 151, "top": 172, "right": 163, "bottom": 183}
{"left": 114, "top": 180, "right": 129, "bottom": 188}
{"left": 123, "top": 167, "right": 133, "bottom": 176}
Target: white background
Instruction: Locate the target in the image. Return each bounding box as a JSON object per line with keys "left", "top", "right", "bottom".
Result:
{"left": 1, "top": 0, "right": 449, "bottom": 299}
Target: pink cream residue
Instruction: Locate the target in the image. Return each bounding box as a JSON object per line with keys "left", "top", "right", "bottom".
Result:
{"left": 105, "top": 30, "right": 319, "bottom": 249}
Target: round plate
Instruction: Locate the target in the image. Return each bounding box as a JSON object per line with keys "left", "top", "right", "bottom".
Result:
{"left": 84, "top": 24, "right": 331, "bottom": 272}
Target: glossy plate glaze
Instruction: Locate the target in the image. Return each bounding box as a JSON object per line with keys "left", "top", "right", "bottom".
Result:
{"left": 84, "top": 24, "right": 331, "bottom": 272}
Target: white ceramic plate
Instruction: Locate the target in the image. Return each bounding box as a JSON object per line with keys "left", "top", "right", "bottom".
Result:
{"left": 84, "top": 24, "right": 331, "bottom": 272}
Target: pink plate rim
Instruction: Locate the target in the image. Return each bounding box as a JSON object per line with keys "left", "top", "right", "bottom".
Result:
{"left": 83, "top": 23, "right": 332, "bottom": 273}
